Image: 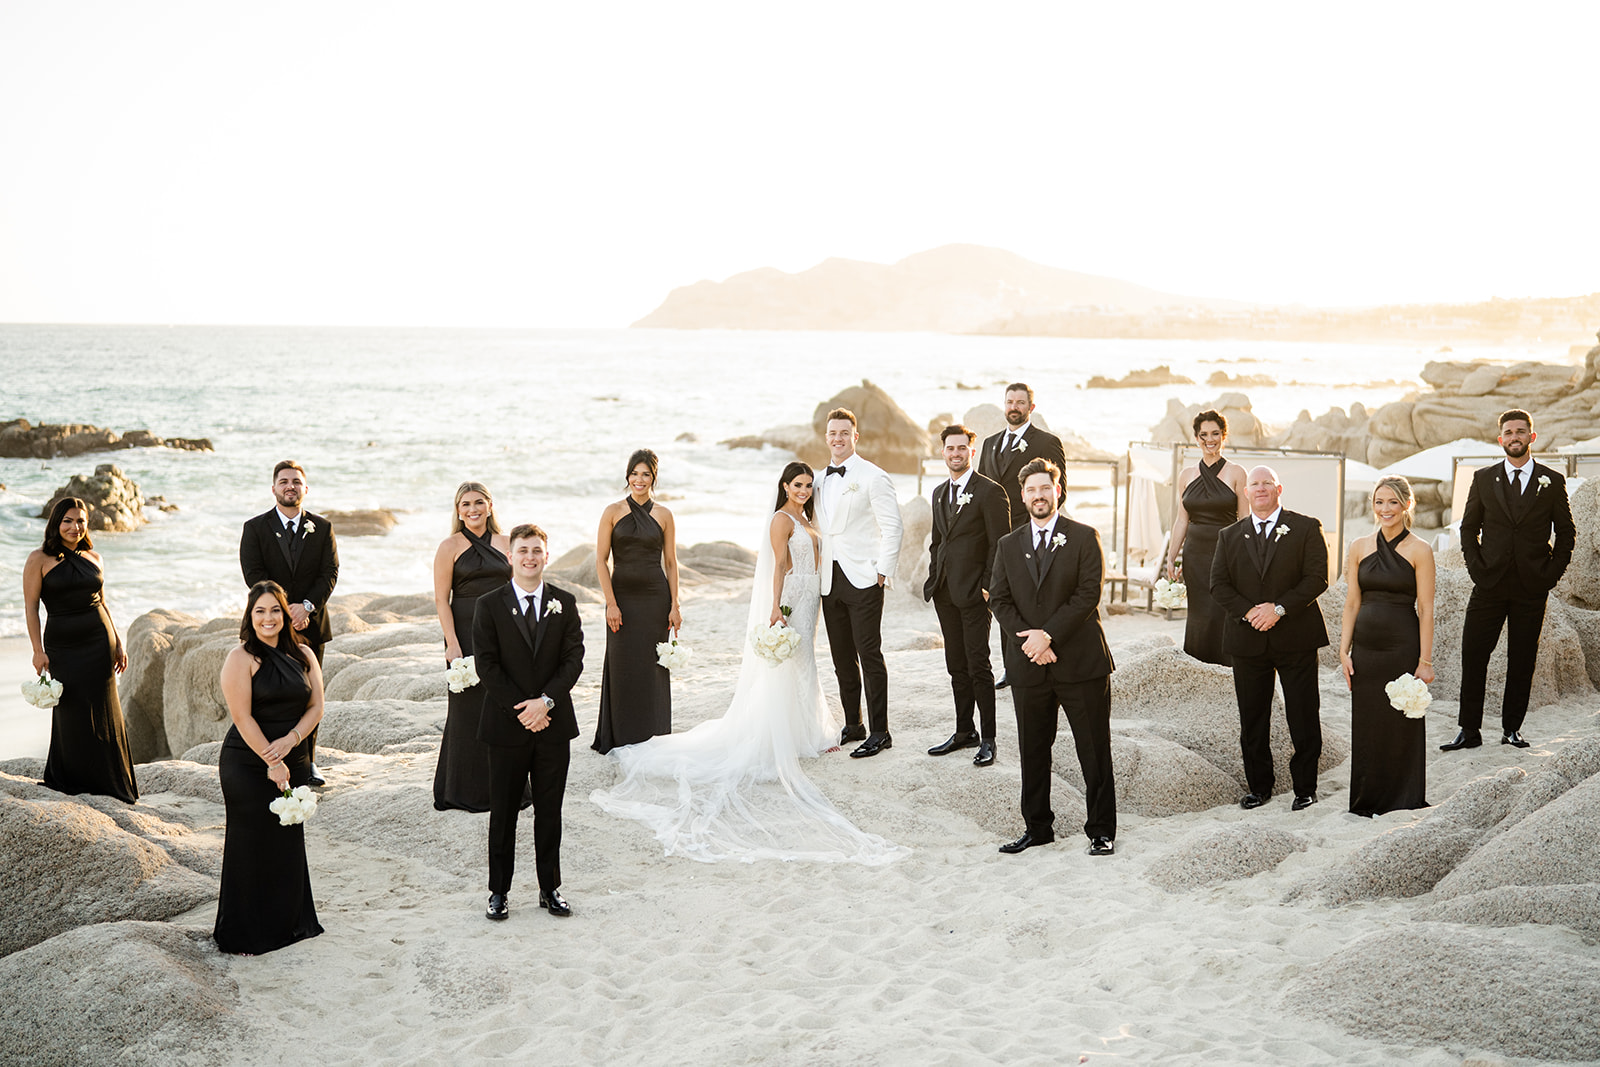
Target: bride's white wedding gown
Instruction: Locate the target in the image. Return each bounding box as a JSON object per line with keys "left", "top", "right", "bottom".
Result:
{"left": 591, "top": 513, "right": 907, "bottom": 864}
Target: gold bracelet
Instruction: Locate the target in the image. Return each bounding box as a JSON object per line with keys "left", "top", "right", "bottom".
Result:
{"left": 291, "top": 728, "right": 301, "bottom": 744}
{"left": 1419, "top": 659, "right": 1433, "bottom": 666}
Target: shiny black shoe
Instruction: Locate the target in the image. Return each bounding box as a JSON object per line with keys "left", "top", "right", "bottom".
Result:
{"left": 999, "top": 832, "right": 1051, "bottom": 854}
{"left": 1501, "top": 731, "right": 1531, "bottom": 748}
{"left": 1439, "top": 730, "right": 1482, "bottom": 751}
{"left": 850, "top": 733, "right": 892, "bottom": 759}
{"left": 1088, "top": 836, "right": 1115, "bottom": 856}
{"left": 485, "top": 893, "right": 508, "bottom": 921}
{"left": 840, "top": 724, "right": 867, "bottom": 745}
{"left": 308, "top": 764, "right": 327, "bottom": 788}
{"left": 973, "top": 741, "right": 996, "bottom": 767}
{"left": 538, "top": 890, "right": 572, "bottom": 917}
{"left": 1291, "top": 794, "right": 1318, "bottom": 811}
{"left": 1239, "top": 793, "right": 1269, "bottom": 810}
{"left": 994, "top": 673, "right": 1009, "bottom": 690}
{"left": 928, "top": 731, "right": 980, "bottom": 756}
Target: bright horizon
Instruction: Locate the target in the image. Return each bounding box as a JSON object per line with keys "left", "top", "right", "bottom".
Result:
{"left": 3, "top": 2, "right": 1599, "bottom": 329}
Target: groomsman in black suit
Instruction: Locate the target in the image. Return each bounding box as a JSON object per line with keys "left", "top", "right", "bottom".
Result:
{"left": 1442, "top": 409, "right": 1576, "bottom": 751}
{"left": 241, "top": 460, "right": 339, "bottom": 784}
{"left": 473, "top": 524, "right": 584, "bottom": 922}
{"left": 1210, "top": 466, "right": 1329, "bottom": 810}
{"left": 923, "top": 424, "right": 1010, "bottom": 767}
{"left": 989, "top": 459, "right": 1116, "bottom": 856}
{"left": 978, "top": 382, "right": 1067, "bottom": 690}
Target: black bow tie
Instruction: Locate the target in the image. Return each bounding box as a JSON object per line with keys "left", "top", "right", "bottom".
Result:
{"left": 825, "top": 465, "right": 847, "bottom": 478}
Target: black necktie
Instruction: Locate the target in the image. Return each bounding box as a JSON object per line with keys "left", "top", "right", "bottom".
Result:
{"left": 1511, "top": 468, "right": 1522, "bottom": 494}
{"left": 1002, "top": 432, "right": 1015, "bottom": 457}
{"left": 525, "top": 595, "right": 539, "bottom": 621}
{"left": 825, "top": 465, "right": 846, "bottom": 478}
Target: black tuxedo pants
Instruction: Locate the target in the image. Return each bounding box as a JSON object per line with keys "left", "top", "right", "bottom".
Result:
{"left": 1232, "top": 649, "right": 1321, "bottom": 797}
{"left": 822, "top": 564, "right": 888, "bottom": 735}
{"left": 1013, "top": 676, "right": 1115, "bottom": 841}
{"left": 931, "top": 588, "right": 996, "bottom": 738}
{"left": 486, "top": 740, "right": 570, "bottom": 894}
{"left": 1458, "top": 580, "right": 1548, "bottom": 734}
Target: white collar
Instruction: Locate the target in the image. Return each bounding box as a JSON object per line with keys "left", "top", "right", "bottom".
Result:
{"left": 1504, "top": 458, "right": 1534, "bottom": 486}
{"left": 1004, "top": 421, "right": 1032, "bottom": 441}
{"left": 946, "top": 469, "right": 974, "bottom": 496}
{"left": 512, "top": 580, "right": 545, "bottom": 605}
{"left": 1028, "top": 512, "right": 1059, "bottom": 543}
{"left": 275, "top": 506, "right": 304, "bottom": 527}
{"left": 1252, "top": 506, "right": 1283, "bottom": 530}
{"left": 827, "top": 452, "right": 859, "bottom": 474}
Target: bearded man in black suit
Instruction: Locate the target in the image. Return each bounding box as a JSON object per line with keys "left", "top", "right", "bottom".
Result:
{"left": 989, "top": 458, "right": 1116, "bottom": 857}
{"left": 923, "top": 424, "right": 1009, "bottom": 766}
{"left": 1441, "top": 409, "right": 1576, "bottom": 751}
{"left": 1210, "top": 466, "right": 1329, "bottom": 811}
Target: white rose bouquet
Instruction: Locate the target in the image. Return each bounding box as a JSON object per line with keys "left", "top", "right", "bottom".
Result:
{"left": 1384, "top": 673, "right": 1433, "bottom": 718}
{"left": 751, "top": 620, "right": 803, "bottom": 666}
{"left": 21, "top": 671, "right": 64, "bottom": 709}
{"left": 269, "top": 785, "right": 319, "bottom": 826}
{"left": 656, "top": 639, "right": 693, "bottom": 671}
{"left": 444, "top": 656, "right": 479, "bottom": 693}
{"left": 1152, "top": 577, "right": 1187, "bottom": 610}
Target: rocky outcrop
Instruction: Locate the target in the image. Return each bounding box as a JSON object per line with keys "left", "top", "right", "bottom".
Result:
{"left": 0, "top": 418, "right": 212, "bottom": 459}
{"left": 722, "top": 380, "right": 933, "bottom": 474}
{"left": 120, "top": 609, "right": 205, "bottom": 762}
{"left": 1148, "top": 393, "right": 1278, "bottom": 449}
{"left": 1084, "top": 365, "right": 1194, "bottom": 389}
{"left": 1555, "top": 477, "right": 1600, "bottom": 609}
{"left": 322, "top": 508, "right": 399, "bottom": 536}
{"left": 39, "top": 464, "right": 148, "bottom": 532}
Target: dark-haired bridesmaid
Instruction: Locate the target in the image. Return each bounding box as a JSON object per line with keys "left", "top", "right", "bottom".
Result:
{"left": 1165, "top": 409, "right": 1248, "bottom": 665}
{"left": 22, "top": 498, "right": 138, "bottom": 803}
{"left": 592, "top": 449, "right": 681, "bottom": 753}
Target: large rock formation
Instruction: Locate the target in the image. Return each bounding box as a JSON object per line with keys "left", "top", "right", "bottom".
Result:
{"left": 720, "top": 379, "right": 933, "bottom": 474}
{"left": 38, "top": 464, "right": 148, "bottom": 532}
{"left": 120, "top": 609, "right": 205, "bottom": 763}
{"left": 1555, "top": 477, "right": 1600, "bottom": 609}
{"left": 1084, "top": 364, "right": 1194, "bottom": 389}
{"left": 0, "top": 418, "right": 212, "bottom": 459}
{"left": 321, "top": 508, "right": 399, "bottom": 536}
{"left": 1147, "top": 393, "right": 1279, "bottom": 449}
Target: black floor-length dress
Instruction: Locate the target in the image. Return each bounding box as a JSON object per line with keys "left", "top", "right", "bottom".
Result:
{"left": 1179, "top": 457, "right": 1237, "bottom": 666}
{"left": 214, "top": 643, "right": 323, "bottom": 955}
{"left": 434, "top": 528, "right": 513, "bottom": 811}
{"left": 39, "top": 551, "right": 138, "bottom": 803}
{"left": 1348, "top": 530, "right": 1428, "bottom": 816}
{"left": 592, "top": 497, "right": 672, "bottom": 753}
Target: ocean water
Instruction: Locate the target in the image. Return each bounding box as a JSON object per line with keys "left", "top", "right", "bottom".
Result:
{"left": 0, "top": 324, "right": 1568, "bottom": 637}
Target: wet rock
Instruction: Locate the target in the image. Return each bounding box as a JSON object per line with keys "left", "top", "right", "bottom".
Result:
{"left": 38, "top": 464, "right": 147, "bottom": 532}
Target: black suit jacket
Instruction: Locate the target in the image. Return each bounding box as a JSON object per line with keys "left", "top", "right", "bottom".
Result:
{"left": 978, "top": 425, "right": 1069, "bottom": 530}
{"left": 924, "top": 471, "right": 1010, "bottom": 606}
{"left": 1459, "top": 459, "right": 1576, "bottom": 593}
{"left": 240, "top": 509, "right": 339, "bottom": 648}
{"left": 1209, "top": 509, "right": 1330, "bottom": 658}
{"left": 989, "top": 515, "right": 1114, "bottom": 687}
{"left": 473, "top": 582, "right": 584, "bottom": 748}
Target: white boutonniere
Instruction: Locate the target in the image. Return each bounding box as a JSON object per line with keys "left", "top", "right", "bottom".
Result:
{"left": 1014, "top": 438, "right": 1027, "bottom": 453}
{"left": 956, "top": 491, "right": 973, "bottom": 511}
{"left": 1274, "top": 524, "right": 1290, "bottom": 541}
{"left": 1538, "top": 475, "right": 1551, "bottom": 492}
{"left": 845, "top": 482, "right": 861, "bottom": 494}
{"left": 304, "top": 520, "right": 315, "bottom": 534}
{"left": 1051, "top": 533, "right": 1066, "bottom": 549}
{"left": 545, "top": 599, "right": 562, "bottom": 615}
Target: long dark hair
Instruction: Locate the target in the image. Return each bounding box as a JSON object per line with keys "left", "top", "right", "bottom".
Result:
{"left": 240, "top": 581, "right": 308, "bottom": 670}
{"left": 774, "top": 461, "right": 817, "bottom": 522}
{"left": 42, "top": 497, "right": 94, "bottom": 557}
{"left": 626, "top": 448, "right": 659, "bottom": 489}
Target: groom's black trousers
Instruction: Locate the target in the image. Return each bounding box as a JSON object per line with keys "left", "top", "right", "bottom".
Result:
{"left": 931, "top": 589, "right": 996, "bottom": 739}
{"left": 486, "top": 739, "right": 569, "bottom": 895}
{"left": 822, "top": 564, "right": 889, "bottom": 735}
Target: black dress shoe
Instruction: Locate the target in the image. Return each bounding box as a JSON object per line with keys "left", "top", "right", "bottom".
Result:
{"left": 1088, "top": 836, "right": 1115, "bottom": 856}
{"left": 1501, "top": 731, "right": 1531, "bottom": 748}
{"left": 1291, "top": 794, "right": 1318, "bottom": 811}
{"left": 485, "top": 893, "right": 508, "bottom": 921}
{"left": 973, "top": 741, "right": 996, "bottom": 767}
{"left": 308, "top": 764, "right": 327, "bottom": 788}
{"left": 928, "top": 731, "right": 980, "bottom": 756}
{"left": 840, "top": 724, "right": 867, "bottom": 745}
{"left": 538, "top": 890, "right": 571, "bottom": 917}
{"left": 999, "top": 832, "right": 1052, "bottom": 854}
{"left": 994, "top": 673, "right": 1009, "bottom": 690}
{"left": 1239, "top": 793, "right": 1269, "bottom": 810}
{"left": 1439, "top": 730, "right": 1482, "bottom": 751}
{"left": 850, "top": 733, "right": 892, "bottom": 758}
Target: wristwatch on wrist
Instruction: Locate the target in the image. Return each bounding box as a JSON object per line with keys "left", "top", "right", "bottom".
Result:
{"left": 1273, "top": 604, "right": 1286, "bottom": 617}
{"left": 541, "top": 695, "right": 556, "bottom": 710}
{"left": 301, "top": 600, "right": 314, "bottom": 614}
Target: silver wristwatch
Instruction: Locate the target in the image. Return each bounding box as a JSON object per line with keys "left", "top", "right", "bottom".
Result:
{"left": 542, "top": 695, "right": 556, "bottom": 710}
{"left": 1273, "top": 604, "right": 1286, "bottom": 617}
{"left": 302, "top": 600, "right": 315, "bottom": 614}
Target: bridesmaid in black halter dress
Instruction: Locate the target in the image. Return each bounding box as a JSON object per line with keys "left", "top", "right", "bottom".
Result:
{"left": 592, "top": 449, "right": 682, "bottom": 754}
{"left": 1340, "top": 476, "right": 1436, "bottom": 816}
{"left": 1165, "top": 410, "right": 1247, "bottom": 666}
{"left": 23, "top": 498, "right": 138, "bottom": 803}
{"left": 214, "top": 582, "right": 325, "bottom": 955}
{"left": 431, "top": 482, "right": 516, "bottom": 811}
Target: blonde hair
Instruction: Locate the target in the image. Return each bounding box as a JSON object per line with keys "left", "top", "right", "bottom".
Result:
{"left": 1372, "top": 475, "right": 1415, "bottom": 528}
{"left": 451, "top": 481, "right": 501, "bottom": 535}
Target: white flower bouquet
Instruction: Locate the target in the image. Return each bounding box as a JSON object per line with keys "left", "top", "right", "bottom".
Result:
{"left": 444, "top": 656, "right": 479, "bottom": 693}
{"left": 1384, "top": 673, "right": 1433, "bottom": 718}
{"left": 656, "top": 639, "right": 693, "bottom": 671}
{"left": 751, "top": 620, "right": 803, "bottom": 666}
{"left": 21, "top": 671, "right": 64, "bottom": 709}
{"left": 269, "top": 784, "right": 319, "bottom": 826}
{"left": 1152, "top": 577, "right": 1187, "bottom": 610}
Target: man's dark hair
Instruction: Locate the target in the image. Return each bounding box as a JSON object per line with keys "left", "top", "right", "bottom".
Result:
{"left": 1499, "top": 409, "right": 1533, "bottom": 429}
{"left": 940, "top": 423, "right": 976, "bottom": 444}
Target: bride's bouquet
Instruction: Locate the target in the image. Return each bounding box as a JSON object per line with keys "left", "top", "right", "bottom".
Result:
{"left": 1385, "top": 673, "right": 1433, "bottom": 718}
{"left": 655, "top": 639, "right": 693, "bottom": 671}
{"left": 444, "top": 656, "right": 479, "bottom": 693}
{"left": 269, "top": 785, "right": 319, "bottom": 826}
{"left": 751, "top": 619, "right": 803, "bottom": 666}
{"left": 1152, "top": 578, "right": 1187, "bottom": 610}
{"left": 21, "top": 671, "right": 64, "bottom": 709}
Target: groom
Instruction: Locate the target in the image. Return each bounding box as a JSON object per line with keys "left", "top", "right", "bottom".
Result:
{"left": 817, "top": 407, "right": 904, "bottom": 759}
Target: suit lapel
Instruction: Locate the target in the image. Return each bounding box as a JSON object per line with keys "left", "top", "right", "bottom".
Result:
{"left": 1036, "top": 522, "right": 1060, "bottom": 586}
{"left": 506, "top": 584, "right": 535, "bottom": 651}
{"left": 268, "top": 513, "right": 295, "bottom": 568}
{"left": 1260, "top": 516, "right": 1285, "bottom": 574}
{"left": 533, "top": 594, "right": 554, "bottom": 656}
{"left": 933, "top": 483, "right": 951, "bottom": 537}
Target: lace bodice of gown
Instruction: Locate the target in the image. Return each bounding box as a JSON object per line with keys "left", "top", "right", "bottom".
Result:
{"left": 780, "top": 515, "right": 821, "bottom": 647}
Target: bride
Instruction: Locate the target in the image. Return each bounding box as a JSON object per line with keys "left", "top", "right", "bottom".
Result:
{"left": 591, "top": 462, "right": 907, "bottom": 865}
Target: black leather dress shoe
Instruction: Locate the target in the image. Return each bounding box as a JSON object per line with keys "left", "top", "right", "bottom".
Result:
{"left": 538, "top": 890, "right": 571, "bottom": 917}
{"left": 850, "top": 733, "right": 892, "bottom": 758}
{"left": 1239, "top": 793, "right": 1268, "bottom": 810}
{"left": 1501, "top": 731, "right": 1531, "bottom": 748}
{"left": 840, "top": 724, "right": 867, "bottom": 745}
{"left": 1291, "top": 794, "right": 1317, "bottom": 811}
{"left": 1088, "top": 836, "right": 1115, "bottom": 856}
{"left": 1439, "top": 730, "right": 1482, "bottom": 751}
{"left": 994, "top": 673, "right": 1009, "bottom": 690}
{"left": 485, "top": 893, "right": 508, "bottom": 921}
{"left": 928, "top": 731, "right": 980, "bottom": 756}
{"left": 973, "top": 741, "right": 996, "bottom": 767}
{"left": 999, "top": 832, "right": 1052, "bottom": 854}
{"left": 308, "top": 764, "right": 327, "bottom": 788}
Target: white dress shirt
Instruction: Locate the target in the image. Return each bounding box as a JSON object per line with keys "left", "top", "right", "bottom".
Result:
{"left": 818, "top": 452, "right": 860, "bottom": 523}
{"left": 1504, "top": 458, "right": 1533, "bottom": 493}
{"left": 512, "top": 580, "right": 545, "bottom": 620}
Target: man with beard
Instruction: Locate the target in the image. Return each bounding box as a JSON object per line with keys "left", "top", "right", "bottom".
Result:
{"left": 1442, "top": 410, "right": 1576, "bottom": 751}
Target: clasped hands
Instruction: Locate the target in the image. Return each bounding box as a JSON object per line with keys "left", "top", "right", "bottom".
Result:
{"left": 1016, "top": 629, "right": 1057, "bottom": 665}
{"left": 288, "top": 603, "right": 311, "bottom": 631}
{"left": 1245, "top": 603, "right": 1282, "bottom": 631}
{"left": 516, "top": 696, "right": 553, "bottom": 733}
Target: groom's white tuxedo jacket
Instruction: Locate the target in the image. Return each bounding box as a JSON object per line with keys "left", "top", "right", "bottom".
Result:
{"left": 816, "top": 453, "right": 904, "bottom": 595}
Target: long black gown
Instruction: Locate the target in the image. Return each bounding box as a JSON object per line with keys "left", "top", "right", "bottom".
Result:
{"left": 214, "top": 643, "right": 323, "bottom": 955}
{"left": 1348, "top": 529, "right": 1428, "bottom": 816}
{"left": 592, "top": 497, "right": 672, "bottom": 754}
{"left": 39, "top": 551, "right": 138, "bottom": 803}
{"left": 1180, "top": 457, "right": 1236, "bottom": 666}
{"left": 434, "top": 528, "right": 512, "bottom": 812}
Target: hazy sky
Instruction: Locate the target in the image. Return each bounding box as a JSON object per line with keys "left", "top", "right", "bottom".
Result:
{"left": 3, "top": 2, "right": 1598, "bottom": 328}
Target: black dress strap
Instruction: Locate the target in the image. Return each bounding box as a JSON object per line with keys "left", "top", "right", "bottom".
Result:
{"left": 626, "top": 495, "right": 659, "bottom": 532}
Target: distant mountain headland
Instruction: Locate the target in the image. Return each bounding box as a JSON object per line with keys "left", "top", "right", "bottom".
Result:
{"left": 632, "top": 244, "right": 1600, "bottom": 344}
